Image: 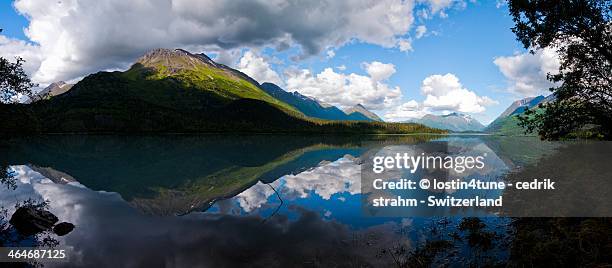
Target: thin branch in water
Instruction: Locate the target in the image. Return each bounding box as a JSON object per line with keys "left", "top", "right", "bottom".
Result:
{"left": 261, "top": 183, "right": 283, "bottom": 224}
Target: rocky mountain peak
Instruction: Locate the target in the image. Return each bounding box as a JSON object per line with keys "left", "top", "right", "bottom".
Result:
{"left": 135, "top": 48, "right": 206, "bottom": 71}
{"left": 132, "top": 48, "right": 261, "bottom": 87}
{"left": 344, "top": 104, "right": 383, "bottom": 121}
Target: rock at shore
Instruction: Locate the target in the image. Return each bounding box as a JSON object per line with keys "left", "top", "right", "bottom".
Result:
{"left": 9, "top": 207, "right": 59, "bottom": 236}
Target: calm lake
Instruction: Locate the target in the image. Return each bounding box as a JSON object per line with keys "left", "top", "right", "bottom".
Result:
{"left": 0, "top": 134, "right": 604, "bottom": 267}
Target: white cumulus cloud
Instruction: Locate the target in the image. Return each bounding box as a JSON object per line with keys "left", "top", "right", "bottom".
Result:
{"left": 384, "top": 73, "right": 496, "bottom": 121}
{"left": 0, "top": 35, "right": 43, "bottom": 77}
{"left": 285, "top": 62, "right": 402, "bottom": 110}
{"left": 237, "top": 51, "right": 283, "bottom": 85}
{"left": 493, "top": 48, "right": 561, "bottom": 96}
{"left": 421, "top": 73, "right": 497, "bottom": 113}
{"left": 363, "top": 61, "right": 396, "bottom": 81}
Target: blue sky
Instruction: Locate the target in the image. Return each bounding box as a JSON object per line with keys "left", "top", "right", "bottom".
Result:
{"left": 0, "top": 2, "right": 28, "bottom": 40}
{"left": 0, "top": 0, "right": 557, "bottom": 124}
{"left": 259, "top": 1, "right": 526, "bottom": 123}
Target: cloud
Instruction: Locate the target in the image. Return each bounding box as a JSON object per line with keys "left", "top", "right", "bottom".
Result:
{"left": 0, "top": 35, "right": 43, "bottom": 76}
{"left": 326, "top": 50, "right": 336, "bottom": 59}
{"left": 397, "top": 38, "right": 414, "bottom": 52}
{"left": 383, "top": 100, "right": 428, "bottom": 121}
{"left": 213, "top": 49, "right": 242, "bottom": 67}
{"left": 415, "top": 25, "right": 427, "bottom": 39}
{"left": 281, "top": 156, "right": 361, "bottom": 200}
{"left": 5, "top": 0, "right": 420, "bottom": 84}
{"left": 285, "top": 62, "right": 402, "bottom": 110}
{"left": 384, "top": 73, "right": 496, "bottom": 121}
{"left": 493, "top": 48, "right": 561, "bottom": 96}
{"left": 417, "top": 0, "right": 467, "bottom": 18}
{"left": 234, "top": 181, "right": 276, "bottom": 213}
{"left": 423, "top": 0, "right": 454, "bottom": 15}
{"left": 362, "top": 61, "right": 396, "bottom": 81}
{"left": 421, "top": 73, "right": 497, "bottom": 113}
{"left": 337, "top": 65, "right": 347, "bottom": 71}
{"left": 233, "top": 156, "right": 361, "bottom": 213}
{"left": 3, "top": 165, "right": 411, "bottom": 267}
{"left": 237, "top": 51, "right": 283, "bottom": 85}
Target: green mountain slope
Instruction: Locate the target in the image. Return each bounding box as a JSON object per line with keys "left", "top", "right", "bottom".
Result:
{"left": 0, "top": 48, "right": 444, "bottom": 134}
{"left": 484, "top": 95, "right": 551, "bottom": 136}
{"left": 485, "top": 108, "right": 546, "bottom": 136}
{"left": 485, "top": 115, "right": 528, "bottom": 136}
{"left": 122, "top": 48, "right": 301, "bottom": 115}
{"left": 259, "top": 82, "right": 351, "bottom": 120}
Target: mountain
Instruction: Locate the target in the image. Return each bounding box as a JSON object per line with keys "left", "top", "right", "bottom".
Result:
{"left": 540, "top": 93, "right": 556, "bottom": 104}
{"left": 259, "top": 83, "right": 349, "bottom": 120}
{"left": 498, "top": 95, "right": 544, "bottom": 118}
{"left": 4, "top": 48, "right": 306, "bottom": 132}
{"left": 484, "top": 114, "right": 525, "bottom": 136}
{"left": 344, "top": 104, "right": 383, "bottom": 122}
{"left": 405, "top": 113, "right": 485, "bottom": 132}
{"left": 0, "top": 48, "right": 443, "bottom": 135}
{"left": 41, "top": 81, "right": 74, "bottom": 97}
{"left": 127, "top": 48, "right": 298, "bottom": 113}
{"left": 259, "top": 83, "right": 385, "bottom": 122}
{"left": 485, "top": 94, "right": 552, "bottom": 135}
{"left": 28, "top": 81, "right": 74, "bottom": 103}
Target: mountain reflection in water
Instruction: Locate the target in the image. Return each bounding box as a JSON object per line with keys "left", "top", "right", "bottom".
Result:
{"left": 0, "top": 135, "right": 560, "bottom": 267}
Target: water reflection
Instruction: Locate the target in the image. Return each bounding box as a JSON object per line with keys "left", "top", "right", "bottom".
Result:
{"left": 0, "top": 134, "right": 562, "bottom": 266}
{"left": 2, "top": 165, "right": 413, "bottom": 267}
{"left": 210, "top": 137, "right": 524, "bottom": 219}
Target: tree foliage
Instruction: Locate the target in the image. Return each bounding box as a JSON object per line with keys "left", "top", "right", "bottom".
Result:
{"left": 509, "top": 0, "right": 612, "bottom": 139}
{"left": 0, "top": 57, "right": 36, "bottom": 103}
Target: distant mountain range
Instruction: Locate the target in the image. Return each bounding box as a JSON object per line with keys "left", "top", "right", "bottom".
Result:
{"left": 0, "top": 48, "right": 438, "bottom": 135}
{"left": 405, "top": 112, "right": 485, "bottom": 132}
{"left": 406, "top": 93, "right": 556, "bottom": 135}
{"left": 401, "top": 91, "right": 557, "bottom": 134}
{"left": 259, "top": 83, "right": 381, "bottom": 122}
{"left": 485, "top": 94, "right": 555, "bottom": 135}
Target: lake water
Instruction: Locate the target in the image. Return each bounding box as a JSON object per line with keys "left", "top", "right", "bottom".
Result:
{"left": 0, "top": 134, "right": 597, "bottom": 267}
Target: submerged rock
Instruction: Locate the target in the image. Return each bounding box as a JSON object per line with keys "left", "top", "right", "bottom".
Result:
{"left": 9, "top": 207, "right": 59, "bottom": 236}
{"left": 53, "top": 222, "right": 75, "bottom": 236}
